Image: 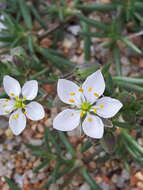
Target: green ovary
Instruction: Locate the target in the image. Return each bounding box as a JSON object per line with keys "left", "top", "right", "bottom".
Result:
{"left": 81, "top": 101, "right": 91, "bottom": 112}
{"left": 14, "top": 98, "right": 26, "bottom": 109}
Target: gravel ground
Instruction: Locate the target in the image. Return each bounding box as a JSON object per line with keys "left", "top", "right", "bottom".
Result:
{"left": 1, "top": 0, "right": 143, "bottom": 189}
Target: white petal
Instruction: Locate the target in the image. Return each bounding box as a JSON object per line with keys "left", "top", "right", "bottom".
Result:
{"left": 96, "top": 97, "right": 123, "bottom": 118}
{"left": 22, "top": 80, "right": 38, "bottom": 100}
{"left": 82, "top": 114, "right": 104, "bottom": 138}
{"left": 25, "top": 101, "right": 45, "bottom": 121}
{"left": 9, "top": 109, "right": 26, "bottom": 135}
{"left": 3, "top": 75, "right": 21, "bottom": 98}
{"left": 0, "top": 99, "right": 15, "bottom": 115}
{"left": 53, "top": 109, "right": 80, "bottom": 131}
{"left": 82, "top": 70, "right": 105, "bottom": 104}
{"left": 57, "top": 79, "right": 83, "bottom": 105}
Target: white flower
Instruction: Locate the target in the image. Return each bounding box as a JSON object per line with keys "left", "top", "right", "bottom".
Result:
{"left": 53, "top": 70, "right": 123, "bottom": 139}
{"left": 0, "top": 76, "right": 45, "bottom": 135}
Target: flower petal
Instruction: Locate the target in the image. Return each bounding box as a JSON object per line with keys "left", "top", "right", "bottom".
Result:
{"left": 53, "top": 109, "right": 80, "bottom": 131}
{"left": 25, "top": 101, "right": 45, "bottom": 121}
{"left": 96, "top": 97, "right": 123, "bottom": 118}
{"left": 3, "top": 75, "right": 21, "bottom": 98}
{"left": 82, "top": 70, "right": 105, "bottom": 104}
{"left": 57, "top": 79, "right": 83, "bottom": 105}
{"left": 9, "top": 109, "right": 26, "bottom": 135}
{"left": 82, "top": 114, "right": 104, "bottom": 138}
{"left": 22, "top": 80, "right": 38, "bottom": 100}
{"left": 0, "top": 99, "right": 15, "bottom": 115}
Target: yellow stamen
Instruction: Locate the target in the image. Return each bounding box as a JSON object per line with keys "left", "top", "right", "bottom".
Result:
{"left": 15, "top": 96, "right": 19, "bottom": 100}
{"left": 78, "top": 88, "right": 83, "bottom": 92}
{"left": 12, "top": 113, "right": 19, "bottom": 120}
{"left": 94, "top": 92, "right": 99, "bottom": 97}
{"left": 23, "top": 96, "right": 26, "bottom": 101}
{"left": 69, "top": 99, "right": 75, "bottom": 103}
{"left": 24, "top": 111, "right": 27, "bottom": 115}
{"left": 10, "top": 93, "right": 15, "bottom": 96}
{"left": 100, "top": 104, "right": 104, "bottom": 108}
{"left": 87, "top": 117, "right": 93, "bottom": 122}
{"left": 88, "top": 87, "right": 93, "bottom": 92}
{"left": 22, "top": 103, "right": 26, "bottom": 109}
{"left": 5, "top": 99, "right": 10, "bottom": 102}
{"left": 2, "top": 104, "right": 7, "bottom": 108}
{"left": 80, "top": 111, "right": 85, "bottom": 118}
{"left": 69, "top": 92, "right": 76, "bottom": 96}
{"left": 93, "top": 108, "right": 97, "bottom": 113}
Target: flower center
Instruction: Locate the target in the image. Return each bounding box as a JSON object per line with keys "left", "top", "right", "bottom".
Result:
{"left": 14, "top": 97, "right": 26, "bottom": 109}
{"left": 81, "top": 101, "right": 91, "bottom": 112}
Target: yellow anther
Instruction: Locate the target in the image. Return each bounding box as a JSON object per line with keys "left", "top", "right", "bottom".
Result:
{"left": 80, "top": 111, "right": 85, "bottom": 118}
{"left": 87, "top": 117, "right": 93, "bottom": 122}
{"left": 2, "top": 104, "right": 7, "bottom": 108}
{"left": 12, "top": 113, "right": 19, "bottom": 120}
{"left": 10, "top": 93, "right": 15, "bottom": 96}
{"left": 100, "top": 104, "right": 104, "bottom": 108}
{"left": 69, "top": 92, "right": 76, "bottom": 96}
{"left": 78, "top": 88, "right": 83, "bottom": 92}
{"left": 24, "top": 111, "right": 27, "bottom": 115}
{"left": 94, "top": 92, "right": 99, "bottom": 97}
{"left": 5, "top": 99, "right": 10, "bottom": 102}
{"left": 23, "top": 96, "right": 26, "bottom": 101}
{"left": 88, "top": 87, "right": 93, "bottom": 92}
{"left": 22, "top": 103, "right": 26, "bottom": 108}
{"left": 69, "top": 99, "right": 75, "bottom": 103}
{"left": 93, "top": 108, "right": 97, "bottom": 114}
{"left": 5, "top": 110, "right": 10, "bottom": 114}
{"left": 15, "top": 96, "right": 19, "bottom": 100}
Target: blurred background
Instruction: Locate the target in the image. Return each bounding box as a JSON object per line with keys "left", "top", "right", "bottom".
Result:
{"left": 0, "top": 0, "right": 143, "bottom": 189}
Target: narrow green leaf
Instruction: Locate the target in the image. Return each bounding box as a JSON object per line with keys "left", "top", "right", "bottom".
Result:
{"left": 30, "top": 68, "right": 49, "bottom": 80}
{"left": 81, "top": 21, "right": 91, "bottom": 61}
{"left": 122, "top": 130, "right": 143, "bottom": 155}
{"left": 135, "top": 2, "right": 143, "bottom": 10}
{"left": 115, "top": 81, "right": 143, "bottom": 93}
{"left": 18, "top": 0, "right": 32, "bottom": 29}
{"left": 113, "top": 121, "right": 139, "bottom": 129}
{"left": 80, "top": 140, "right": 92, "bottom": 152}
{"left": 74, "top": 13, "right": 108, "bottom": 31}
{"left": 79, "top": 31, "right": 106, "bottom": 38}
{"left": 81, "top": 168, "right": 102, "bottom": 190}
{"left": 33, "top": 160, "right": 48, "bottom": 173}
{"left": 44, "top": 127, "right": 61, "bottom": 154}
{"left": 134, "top": 12, "right": 143, "bottom": 22}
{"left": 58, "top": 131, "right": 76, "bottom": 157}
{"left": 27, "top": 35, "right": 34, "bottom": 54}
{"left": 121, "top": 37, "right": 142, "bottom": 54}
{"left": 37, "top": 47, "right": 75, "bottom": 70}
{"left": 30, "top": 4, "right": 47, "bottom": 29}
{"left": 4, "top": 177, "right": 21, "bottom": 190}
{"left": 76, "top": 4, "right": 115, "bottom": 11}
{"left": 113, "top": 47, "right": 122, "bottom": 76}
{"left": 113, "top": 76, "right": 143, "bottom": 85}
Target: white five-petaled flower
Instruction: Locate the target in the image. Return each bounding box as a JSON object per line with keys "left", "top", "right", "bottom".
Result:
{"left": 0, "top": 76, "right": 45, "bottom": 135}
{"left": 53, "top": 70, "right": 123, "bottom": 139}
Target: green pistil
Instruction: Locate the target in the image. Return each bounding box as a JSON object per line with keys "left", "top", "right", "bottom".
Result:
{"left": 81, "top": 101, "right": 91, "bottom": 112}
{"left": 14, "top": 98, "right": 26, "bottom": 109}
